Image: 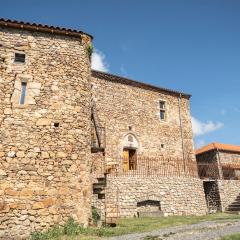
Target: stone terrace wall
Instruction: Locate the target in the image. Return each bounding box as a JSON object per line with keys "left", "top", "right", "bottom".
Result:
{"left": 91, "top": 75, "right": 195, "bottom": 163}
{"left": 218, "top": 180, "right": 240, "bottom": 211}
{"left": 105, "top": 176, "right": 207, "bottom": 217}
{"left": 0, "top": 27, "right": 92, "bottom": 239}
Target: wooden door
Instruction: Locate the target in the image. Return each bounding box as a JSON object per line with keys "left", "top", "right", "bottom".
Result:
{"left": 123, "top": 149, "right": 129, "bottom": 172}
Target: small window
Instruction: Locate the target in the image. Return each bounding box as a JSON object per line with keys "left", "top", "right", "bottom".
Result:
{"left": 160, "top": 101, "right": 166, "bottom": 121}
{"left": 14, "top": 53, "right": 26, "bottom": 63}
{"left": 19, "top": 82, "right": 27, "bottom": 104}
{"left": 54, "top": 122, "right": 60, "bottom": 127}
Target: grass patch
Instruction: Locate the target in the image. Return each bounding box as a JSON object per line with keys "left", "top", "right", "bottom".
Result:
{"left": 108, "top": 213, "right": 240, "bottom": 236}
{"left": 31, "top": 213, "right": 240, "bottom": 240}
{"left": 222, "top": 234, "right": 240, "bottom": 240}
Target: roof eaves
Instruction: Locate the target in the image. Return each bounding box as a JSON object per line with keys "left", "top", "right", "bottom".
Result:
{"left": 92, "top": 70, "right": 191, "bottom": 98}
{"left": 0, "top": 18, "right": 93, "bottom": 40}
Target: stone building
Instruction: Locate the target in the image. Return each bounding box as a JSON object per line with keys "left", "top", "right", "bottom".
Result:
{"left": 196, "top": 143, "right": 240, "bottom": 214}
{"left": 2, "top": 18, "right": 240, "bottom": 239}
{"left": 0, "top": 19, "right": 93, "bottom": 239}
{"left": 91, "top": 71, "right": 207, "bottom": 222}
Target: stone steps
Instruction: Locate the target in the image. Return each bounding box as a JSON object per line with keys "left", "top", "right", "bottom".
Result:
{"left": 225, "top": 193, "right": 240, "bottom": 214}
{"left": 92, "top": 175, "right": 119, "bottom": 226}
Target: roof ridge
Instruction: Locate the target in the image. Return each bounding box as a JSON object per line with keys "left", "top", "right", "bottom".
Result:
{"left": 196, "top": 142, "right": 240, "bottom": 155}
{"left": 92, "top": 70, "right": 191, "bottom": 98}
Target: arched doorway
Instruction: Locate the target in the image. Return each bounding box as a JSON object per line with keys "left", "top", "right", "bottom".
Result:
{"left": 122, "top": 134, "right": 138, "bottom": 171}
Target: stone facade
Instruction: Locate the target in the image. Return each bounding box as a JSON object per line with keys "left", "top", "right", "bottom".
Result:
{"left": 196, "top": 149, "right": 240, "bottom": 179}
{"left": 196, "top": 150, "right": 240, "bottom": 165}
{"left": 218, "top": 152, "right": 240, "bottom": 164}
{"left": 90, "top": 72, "right": 206, "bottom": 220}
{"left": 1, "top": 18, "right": 225, "bottom": 239}
{"left": 91, "top": 71, "right": 195, "bottom": 163}
{"left": 0, "top": 24, "right": 92, "bottom": 239}
{"left": 196, "top": 144, "right": 240, "bottom": 213}
{"left": 218, "top": 180, "right": 240, "bottom": 211}
{"left": 105, "top": 176, "right": 207, "bottom": 217}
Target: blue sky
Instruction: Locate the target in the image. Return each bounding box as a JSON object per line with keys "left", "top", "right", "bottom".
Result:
{"left": 1, "top": 0, "right": 240, "bottom": 148}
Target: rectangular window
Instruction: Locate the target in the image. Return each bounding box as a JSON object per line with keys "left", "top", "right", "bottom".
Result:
{"left": 14, "top": 53, "right": 26, "bottom": 63}
{"left": 160, "top": 101, "right": 166, "bottom": 120}
{"left": 19, "top": 82, "right": 27, "bottom": 104}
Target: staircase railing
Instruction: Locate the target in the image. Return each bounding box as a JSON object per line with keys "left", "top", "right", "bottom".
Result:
{"left": 91, "top": 156, "right": 199, "bottom": 178}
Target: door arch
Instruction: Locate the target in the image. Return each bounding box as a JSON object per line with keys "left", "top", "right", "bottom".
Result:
{"left": 122, "top": 133, "right": 139, "bottom": 171}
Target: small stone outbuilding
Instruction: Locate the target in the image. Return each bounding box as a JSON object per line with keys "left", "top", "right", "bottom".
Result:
{"left": 196, "top": 143, "right": 240, "bottom": 214}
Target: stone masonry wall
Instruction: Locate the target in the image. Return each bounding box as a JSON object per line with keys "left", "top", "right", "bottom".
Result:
{"left": 91, "top": 74, "right": 195, "bottom": 164}
{"left": 105, "top": 176, "right": 207, "bottom": 217}
{"left": 203, "top": 181, "right": 221, "bottom": 213}
{"left": 196, "top": 151, "right": 218, "bottom": 164}
{"left": 0, "top": 27, "right": 92, "bottom": 239}
{"left": 218, "top": 180, "right": 240, "bottom": 211}
{"left": 196, "top": 151, "right": 240, "bottom": 164}
{"left": 219, "top": 151, "right": 240, "bottom": 164}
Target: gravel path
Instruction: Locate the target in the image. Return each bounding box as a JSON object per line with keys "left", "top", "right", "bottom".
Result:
{"left": 108, "top": 220, "right": 240, "bottom": 240}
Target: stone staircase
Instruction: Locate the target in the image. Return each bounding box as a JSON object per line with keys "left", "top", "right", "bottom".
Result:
{"left": 93, "top": 176, "right": 106, "bottom": 198}
{"left": 225, "top": 194, "right": 240, "bottom": 214}
{"left": 93, "top": 175, "right": 119, "bottom": 225}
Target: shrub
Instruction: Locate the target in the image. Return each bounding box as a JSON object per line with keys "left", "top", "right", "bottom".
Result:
{"left": 63, "top": 217, "right": 84, "bottom": 235}
{"left": 31, "top": 225, "right": 62, "bottom": 240}
{"left": 92, "top": 207, "right": 100, "bottom": 225}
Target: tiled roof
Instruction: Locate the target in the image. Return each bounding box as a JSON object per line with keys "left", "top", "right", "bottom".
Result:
{"left": 196, "top": 142, "right": 240, "bottom": 155}
{"left": 92, "top": 70, "right": 191, "bottom": 98}
{"left": 0, "top": 18, "right": 93, "bottom": 39}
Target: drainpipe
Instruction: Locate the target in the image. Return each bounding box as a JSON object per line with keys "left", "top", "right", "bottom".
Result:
{"left": 213, "top": 143, "right": 224, "bottom": 212}
{"left": 178, "top": 93, "right": 186, "bottom": 172}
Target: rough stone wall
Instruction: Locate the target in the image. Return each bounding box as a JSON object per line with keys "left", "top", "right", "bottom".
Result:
{"left": 218, "top": 180, "right": 240, "bottom": 211}
{"left": 105, "top": 176, "right": 207, "bottom": 217}
{"left": 196, "top": 151, "right": 240, "bottom": 164}
{"left": 196, "top": 151, "right": 218, "bottom": 164}
{"left": 0, "top": 27, "right": 92, "bottom": 239}
{"left": 91, "top": 152, "right": 105, "bottom": 178}
{"left": 203, "top": 181, "right": 221, "bottom": 213}
{"left": 91, "top": 75, "right": 195, "bottom": 163}
{"left": 219, "top": 151, "right": 240, "bottom": 164}
{"left": 196, "top": 151, "right": 240, "bottom": 179}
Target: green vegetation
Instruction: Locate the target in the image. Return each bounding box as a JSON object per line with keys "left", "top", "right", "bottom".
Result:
{"left": 31, "top": 213, "right": 240, "bottom": 240}
{"left": 222, "top": 234, "right": 240, "bottom": 240}
{"left": 91, "top": 207, "right": 100, "bottom": 225}
{"left": 87, "top": 44, "right": 94, "bottom": 58}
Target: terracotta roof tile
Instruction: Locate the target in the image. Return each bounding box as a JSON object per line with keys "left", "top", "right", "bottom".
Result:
{"left": 0, "top": 18, "right": 93, "bottom": 39}
{"left": 196, "top": 142, "right": 240, "bottom": 155}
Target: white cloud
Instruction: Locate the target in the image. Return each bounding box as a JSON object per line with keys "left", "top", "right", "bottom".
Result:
{"left": 91, "top": 49, "right": 109, "bottom": 72}
{"left": 191, "top": 116, "right": 223, "bottom": 137}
